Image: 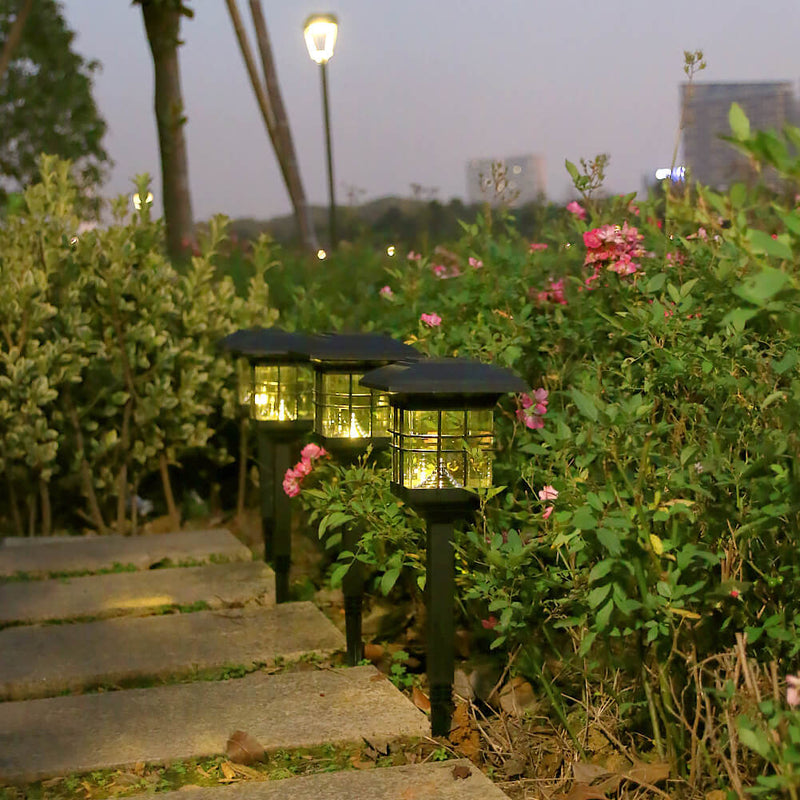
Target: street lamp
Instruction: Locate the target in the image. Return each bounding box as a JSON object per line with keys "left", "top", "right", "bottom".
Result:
{"left": 220, "top": 328, "right": 314, "bottom": 603}
{"left": 303, "top": 13, "right": 338, "bottom": 250}
{"left": 361, "top": 358, "right": 528, "bottom": 736}
{"left": 295, "top": 333, "right": 420, "bottom": 664}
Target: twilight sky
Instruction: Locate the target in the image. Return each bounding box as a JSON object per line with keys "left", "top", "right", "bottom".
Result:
{"left": 61, "top": 0, "right": 800, "bottom": 221}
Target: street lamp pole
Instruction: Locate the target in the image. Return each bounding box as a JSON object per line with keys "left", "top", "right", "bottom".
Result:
{"left": 319, "top": 60, "right": 337, "bottom": 250}
{"left": 304, "top": 13, "right": 339, "bottom": 252}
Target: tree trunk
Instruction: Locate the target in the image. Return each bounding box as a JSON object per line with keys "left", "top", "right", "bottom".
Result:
{"left": 225, "top": 0, "right": 318, "bottom": 251}
{"left": 159, "top": 451, "right": 181, "bottom": 531}
{"left": 140, "top": 1, "right": 194, "bottom": 261}
{"left": 249, "top": 0, "right": 318, "bottom": 251}
{"left": 0, "top": 0, "right": 34, "bottom": 83}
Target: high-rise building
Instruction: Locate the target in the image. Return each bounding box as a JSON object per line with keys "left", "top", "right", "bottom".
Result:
{"left": 681, "top": 81, "right": 798, "bottom": 189}
{"left": 466, "top": 154, "right": 546, "bottom": 206}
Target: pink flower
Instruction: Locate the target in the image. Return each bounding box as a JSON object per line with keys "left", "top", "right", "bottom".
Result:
{"left": 301, "top": 443, "right": 327, "bottom": 461}
{"left": 282, "top": 473, "right": 301, "bottom": 497}
{"left": 431, "top": 263, "right": 448, "bottom": 278}
{"left": 379, "top": 285, "right": 394, "bottom": 299}
{"left": 787, "top": 675, "right": 800, "bottom": 708}
{"left": 407, "top": 251, "right": 422, "bottom": 261}
{"left": 532, "top": 276, "right": 568, "bottom": 306}
{"left": 420, "top": 312, "right": 442, "bottom": 327}
{"left": 516, "top": 388, "right": 549, "bottom": 429}
{"left": 533, "top": 388, "right": 549, "bottom": 404}
{"left": 542, "top": 506, "right": 554, "bottom": 520}
{"left": 481, "top": 616, "right": 498, "bottom": 630}
{"left": 583, "top": 230, "right": 602, "bottom": 249}
{"left": 567, "top": 201, "right": 587, "bottom": 221}
{"left": 529, "top": 242, "right": 549, "bottom": 252}
{"left": 468, "top": 257, "right": 483, "bottom": 269}
{"left": 538, "top": 485, "right": 559, "bottom": 502}
{"left": 294, "top": 458, "right": 313, "bottom": 477}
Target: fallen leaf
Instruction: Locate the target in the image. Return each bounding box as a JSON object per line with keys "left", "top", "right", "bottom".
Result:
{"left": 226, "top": 730, "right": 265, "bottom": 765}
{"left": 412, "top": 686, "right": 431, "bottom": 712}
{"left": 502, "top": 753, "right": 527, "bottom": 778}
{"left": 572, "top": 763, "right": 612, "bottom": 784}
{"left": 452, "top": 764, "right": 472, "bottom": 779}
{"left": 705, "top": 791, "right": 727, "bottom": 800}
{"left": 626, "top": 757, "right": 670, "bottom": 786}
{"left": 220, "top": 762, "right": 237, "bottom": 781}
{"left": 229, "top": 763, "right": 265, "bottom": 780}
{"left": 363, "top": 643, "right": 385, "bottom": 662}
{"left": 499, "top": 676, "right": 537, "bottom": 716}
{"left": 350, "top": 754, "right": 373, "bottom": 770}
{"left": 562, "top": 783, "right": 608, "bottom": 800}
{"left": 363, "top": 736, "right": 391, "bottom": 756}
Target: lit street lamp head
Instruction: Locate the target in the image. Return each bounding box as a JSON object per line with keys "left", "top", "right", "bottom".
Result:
{"left": 303, "top": 13, "right": 338, "bottom": 64}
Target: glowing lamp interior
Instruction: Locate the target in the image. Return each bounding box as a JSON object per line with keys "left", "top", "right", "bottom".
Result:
{"left": 393, "top": 408, "right": 494, "bottom": 490}
{"left": 251, "top": 364, "right": 313, "bottom": 423}
{"left": 304, "top": 17, "right": 338, "bottom": 64}
{"left": 315, "top": 371, "right": 389, "bottom": 440}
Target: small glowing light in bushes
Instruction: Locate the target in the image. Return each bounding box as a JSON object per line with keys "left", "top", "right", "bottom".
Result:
{"left": 317, "top": 249, "right": 327, "bottom": 260}
{"left": 387, "top": 245, "right": 396, "bottom": 256}
{"left": 132, "top": 192, "right": 154, "bottom": 210}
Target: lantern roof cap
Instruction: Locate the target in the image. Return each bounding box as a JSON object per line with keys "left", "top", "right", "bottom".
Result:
{"left": 298, "top": 332, "right": 420, "bottom": 367}
{"left": 360, "top": 358, "right": 529, "bottom": 397}
{"left": 218, "top": 327, "right": 312, "bottom": 361}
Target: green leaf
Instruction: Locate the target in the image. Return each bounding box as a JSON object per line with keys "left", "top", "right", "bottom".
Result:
{"left": 595, "top": 599, "right": 614, "bottom": 630}
{"left": 596, "top": 528, "right": 622, "bottom": 556}
{"left": 572, "top": 506, "right": 597, "bottom": 531}
{"left": 570, "top": 388, "right": 598, "bottom": 421}
{"left": 746, "top": 229, "right": 793, "bottom": 260}
{"left": 736, "top": 720, "right": 774, "bottom": 760}
{"left": 565, "top": 159, "right": 580, "bottom": 181}
{"left": 587, "top": 583, "right": 612, "bottom": 609}
{"left": 729, "top": 102, "right": 751, "bottom": 140}
{"left": 318, "top": 511, "right": 354, "bottom": 538}
{"left": 721, "top": 307, "right": 758, "bottom": 331}
{"left": 772, "top": 350, "right": 798, "bottom": 375}
{"left": 735, "top": 265, "right": 790, "bottom": 305}
{"left": 380, "top": 567, "right": 401, "bottom": 596}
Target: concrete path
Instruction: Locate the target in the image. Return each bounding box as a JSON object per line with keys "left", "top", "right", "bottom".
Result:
{"left": 0, "top": 602, "right": 345, "bottom": 701}
{"left": 0, "top": 666, "right": 430, "bottom": 784}
{"left": 139, "top": 760, "right": 510, "bottom": 800}
{"left": 0, "top": 529, "right": 251, "bottom": 577}
{"left": 0, "top": 561, "right": 274, "bottom": 625}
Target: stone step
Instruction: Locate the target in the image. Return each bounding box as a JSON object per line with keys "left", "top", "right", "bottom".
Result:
{"left": 0, "top": 529, "right": 251, "bottom": 578}
{"left": 129, "top": 760, "right": 511, "bottom": 799}
{"left": 0, "top": 561, "right": 274, "bottom": 626}
{"left": 0, "top": 665, "right": 430, "bottom": 784}
{"left": 0, "top": 602, "right": 344, "bottom": 701}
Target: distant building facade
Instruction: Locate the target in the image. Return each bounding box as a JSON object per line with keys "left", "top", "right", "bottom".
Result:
{"left": 466, "top": 154, "right": 546, "bottom": 206}
{"left": 681, "top": 81, "right": 798, "bottom": 189}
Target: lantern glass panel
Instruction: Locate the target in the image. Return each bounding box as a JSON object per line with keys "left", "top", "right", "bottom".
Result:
{"left": 394, "top": 408, "right": 494, "bottom": 490}
{"left": 316, "top": 372, "right": 390, "bottom": 439}
{"left": 236, "top": 358, "right": 253, "bottom": 408}
{"left": 251, "top": 364, "right": 312, "bottom": 422}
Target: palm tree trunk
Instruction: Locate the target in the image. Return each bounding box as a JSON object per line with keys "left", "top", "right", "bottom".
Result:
{"left": 140, "top": 0, "right": 194, "bottom": 261}
{"left": 225, "top": 0, "right": 318, "bottom": 251}
{"left": 249, "top": 0, "right": 317, "bottom": 251}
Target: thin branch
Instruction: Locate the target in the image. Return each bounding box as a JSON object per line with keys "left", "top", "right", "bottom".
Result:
{"left": 0, "top": 0, "right": 34, "bottom": 83}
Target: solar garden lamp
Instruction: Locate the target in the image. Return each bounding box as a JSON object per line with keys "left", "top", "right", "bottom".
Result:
{"left": 221, "top": 328, "right": 313, "bottom": 603}
{"left": 296, "top": 332, "right": 420, "bottom": 665}
{"left": 360, "top": 358, "right": 528, "bottom": 736}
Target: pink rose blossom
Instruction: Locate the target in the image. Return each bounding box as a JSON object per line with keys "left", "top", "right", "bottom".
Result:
{"left": 481, "top": 616, "right": 498, "bottom": 630}
{"left": 379, "top": 285, "right": 394, "bottom": 299}
{"left": 529, "top": 242, "right": 549, "bottom": 252}
{"left": 533, "top": 388, "right": 549, "bottom": 404}
{"left": 583, "top": 230, "right": 602, "bottom": 249}
{"left": 301, "top": 443, "right": 327, "bottom": 461}
{"left": 407, "top": 251, "right": 422, "bottom": 261}
{"left": 282, "top": 475, "right": 301, "bottom": 497}
{"left": 469, "top": 257, "right": 483, "bottom": 269}
{"left": 542, "top": 506, "right": 554, "bottom": 520}
{"left": 787, "top": 675, "right": 800, "bottom": 708}
{"left": 516, "top": 389, "right": 549, "bottom": 429}
{"left": 538, "top": 485, "right": 559, "bottom": 502}
{"left": 566, "top": 201, "right": 587, "bottom": 221}
{"left": 420, "top": 312, "right": 442, "bottom": 327}
{"left": 294, "top": 458, "right": 313, "bottom": 477}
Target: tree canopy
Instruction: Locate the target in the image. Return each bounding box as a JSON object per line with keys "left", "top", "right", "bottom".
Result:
{"left": 0, "top": 0, "right": 109, "bottom": 207}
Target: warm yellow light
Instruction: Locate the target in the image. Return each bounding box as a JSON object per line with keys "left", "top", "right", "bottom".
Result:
{"left": 251, "top": 364, "right": 312, "bottom": 423}
{"left": 394, "top": 408, "right": 494, "bottom": 490}
{"left": 317, "top": 248, "right": 327, "bottom": 260}
{"left": 132, "top": 192, "right": 154, "bottom": 210}
{"left": 387, "top": 245, "right": 396, "bottom": 256}
{"left": 304, "top": 14, "right": 338, "bottom": 64}
{"left": 316, "top": 371, "right": 389, "bottom": 440}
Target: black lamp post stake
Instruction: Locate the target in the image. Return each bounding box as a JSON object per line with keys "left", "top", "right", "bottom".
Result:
{"left": 361, "top": 358, "right": 528, "bottom": 736}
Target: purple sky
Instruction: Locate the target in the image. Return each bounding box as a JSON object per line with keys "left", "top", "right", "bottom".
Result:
{"left": 61, "top": 0, "right": 800, "bottom": 221}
